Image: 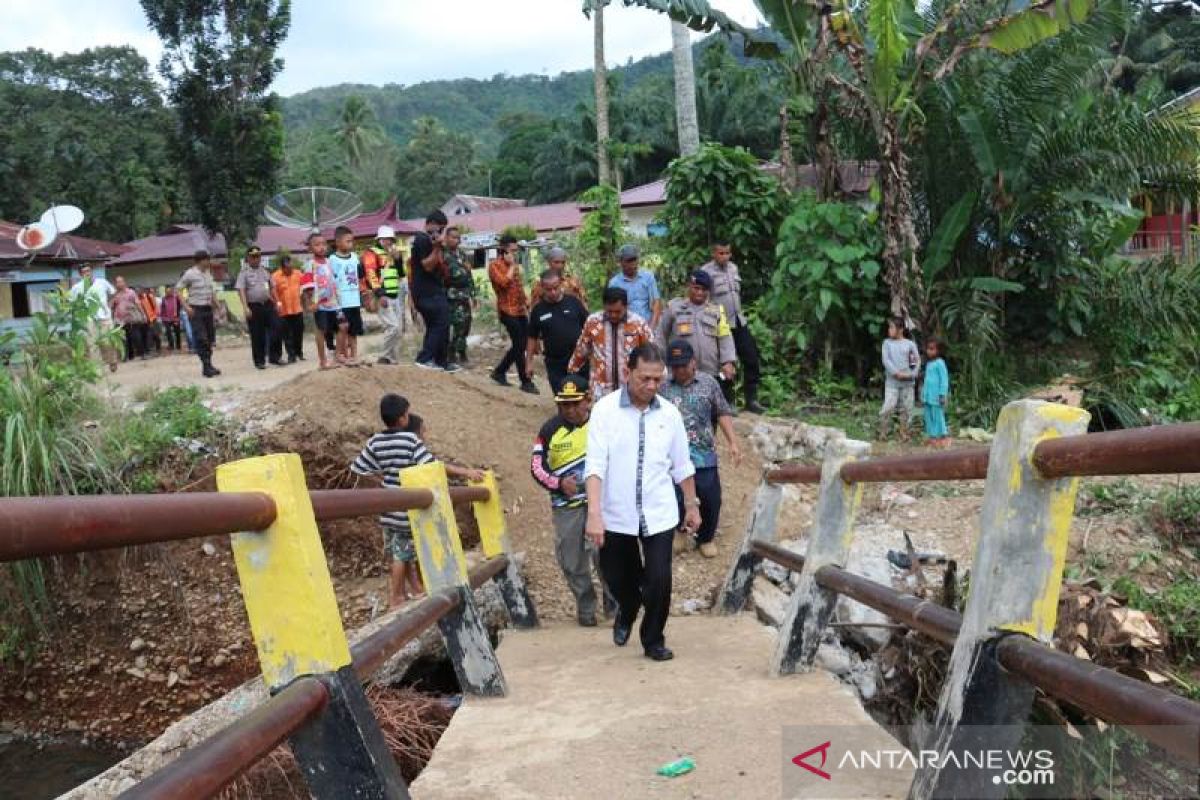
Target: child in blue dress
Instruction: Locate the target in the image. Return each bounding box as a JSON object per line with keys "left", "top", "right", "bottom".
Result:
{"left": 922, "top": 337, "right": 950, "bottom": 448}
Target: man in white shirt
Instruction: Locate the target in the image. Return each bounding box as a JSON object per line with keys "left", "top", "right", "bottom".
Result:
{"left": 69, "top": 264, "right": 118, "bottom": 372}
{"left": 585, "top": 344, "right": 700, "bottom": 662}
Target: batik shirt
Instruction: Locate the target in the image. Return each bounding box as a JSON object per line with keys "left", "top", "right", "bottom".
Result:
{"left": 659, "top": 372, "right": 732, "bottom": 469}
{"left": 566, "top": 311, "right": 655, "bottom": 400}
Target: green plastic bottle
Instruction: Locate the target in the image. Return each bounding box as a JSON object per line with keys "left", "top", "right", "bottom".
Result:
{"left": 656, "top": 757, "right": 696, "bottom": 777}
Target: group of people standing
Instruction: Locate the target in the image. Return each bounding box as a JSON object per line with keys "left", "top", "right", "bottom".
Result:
{"left": 69, "top": 264, "right": 190, "bottom": 372}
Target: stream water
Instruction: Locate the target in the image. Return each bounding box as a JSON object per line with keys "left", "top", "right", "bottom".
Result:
{"left": 0, "top": 739, "right": 122, "bottom": 799}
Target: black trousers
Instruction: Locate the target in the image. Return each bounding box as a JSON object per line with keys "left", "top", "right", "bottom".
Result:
{"left": 496, "top": 312, "right": 529, "bottom": 380}
{"left": 599, "top": 529, "right": 673, "bottom": 650}
{"left": 246, "top": 302, "right": 277, "bottom": 366}
{"left": 163, "top": 321, "right": 182, "bottom": 351}
{"left": 123, "top": 323, "right": 147, "bottom": 360}
{"left": 270, "top": 313, "right": 305, "bottom": 362}
{"left": 675, "top": 467, "right": 722, "bottom": 544}
{"left": 415, "top": 293, "right": 450, "bottom": 367}
{"left": 190, "top": 305, "right": 215, "bottom": 364}
{"left": 545, "top": 355, "right": 588, "bottom": 394}
{"left": 728, "top": 323, "right": 762, "bottom": 401}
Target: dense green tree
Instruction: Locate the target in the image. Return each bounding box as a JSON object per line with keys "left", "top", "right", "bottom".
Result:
{"left": 1110, "top": 0, "right": 1200, "bottom": 96}
{"left": 393, "top": 117, "right": 485, "bottom": 217}
{"left": 140, "top": 0, "right": 291, "bottom": 248}
{"left": 0, "top": 47, "right": 185, "bottom": 242}
{"left": 491, "top": 113, "right": 555, "bottom": 199}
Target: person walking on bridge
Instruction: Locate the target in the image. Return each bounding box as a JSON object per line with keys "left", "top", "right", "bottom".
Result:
{"left": 585, "top": 344, "right": 700, "bottom": 662}
{"left": 531, "top": 375, "right": 606, "bottom": 627}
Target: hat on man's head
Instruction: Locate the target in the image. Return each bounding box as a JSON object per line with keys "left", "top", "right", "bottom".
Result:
{"left": 617, "top": 243, "right": 640, "bottom": 262}
{"left": 689, "top": 270, "right": 713, "bottom": 290}
{"left": 554, "top": 375, "right": 590, "bottom": 402}
{"left": 666, "top": 339, "right": 695, "bottom": 367}
{"left": 247, "top": 245, "right": 262, "bottom": 256}
{"left": 377, "top": 225, "right": 396, "bottom": 240}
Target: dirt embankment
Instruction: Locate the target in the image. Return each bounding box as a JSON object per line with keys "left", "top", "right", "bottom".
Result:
{"left": 0, "top": 356, "right": 762, "bottom": 748}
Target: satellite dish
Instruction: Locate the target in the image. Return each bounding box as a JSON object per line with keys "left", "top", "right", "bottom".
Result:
{"left": 16, "top": 222, "right": 57, "bottom": 252}
{"left": 40, "top": 205, "right": 85, "bottom": 234}
{"left": 264, "top": 187, "right": 363, "bottom": 232}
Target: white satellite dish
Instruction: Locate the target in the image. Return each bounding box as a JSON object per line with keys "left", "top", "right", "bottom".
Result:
{"left": 40, "top": 205, "right": 85, "bottom": 234}
{"left": 16, "top": 221, "right": 57, "bottom": 252}
{"left": 264, "top": 187, "right": 363, "bottom": 232}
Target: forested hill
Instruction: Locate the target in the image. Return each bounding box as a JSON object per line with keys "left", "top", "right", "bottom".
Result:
{"left": 281, "top": 47, "right": 677, "bottom": 154}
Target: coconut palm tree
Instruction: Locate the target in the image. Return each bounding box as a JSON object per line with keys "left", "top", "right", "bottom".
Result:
{"left": 671, "top": 21, "right": 701, "bottom": 155}
{"left": 335, "top": 95, "right": 383, "bottom": 170}
{"left": 582, "top": 1, "right": 614, "bottom": 186}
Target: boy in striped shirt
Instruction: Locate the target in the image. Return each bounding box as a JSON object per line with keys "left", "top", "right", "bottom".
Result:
{"left": 351, "top": 394, "right": 483, "bottom": 607}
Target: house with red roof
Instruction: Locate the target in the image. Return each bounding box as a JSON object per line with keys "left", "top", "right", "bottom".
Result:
{"left": 109, "top": 199, "right": 421, "bottom": 289}
{"left": 0, "top": 221, "right": 129, "bottom": 332}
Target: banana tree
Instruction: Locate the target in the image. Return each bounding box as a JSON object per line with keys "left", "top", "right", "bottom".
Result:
{"left": 615, "top": 0, "right": 1098, "bottom": 320}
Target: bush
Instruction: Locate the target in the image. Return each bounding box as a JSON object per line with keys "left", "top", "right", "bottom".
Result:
{"left": 1146, "top": 485, "right": 1200, "bottom": 544}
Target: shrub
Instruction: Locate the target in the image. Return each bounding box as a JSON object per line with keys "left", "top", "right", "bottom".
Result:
{"left": 1146, "top": 485, "right": 1200, "bottom": 544}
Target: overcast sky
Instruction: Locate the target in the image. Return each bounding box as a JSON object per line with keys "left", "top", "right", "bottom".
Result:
{"left": 4, "top": 0, "right": 764, "bottom": 96}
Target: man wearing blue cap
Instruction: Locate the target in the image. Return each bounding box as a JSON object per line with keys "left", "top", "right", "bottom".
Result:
{"left": 657, "top": 270, "right": 737, "bottom": 384}
{"left": 661, "top": 339, "right": 743, "bottom": 558}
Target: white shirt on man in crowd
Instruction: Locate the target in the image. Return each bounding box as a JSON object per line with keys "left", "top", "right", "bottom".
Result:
{"left": 584, "top": 386, "right": 695, "bottom": 536}
{"left": 69, "top": 273, "right": 116, "bottom": 321}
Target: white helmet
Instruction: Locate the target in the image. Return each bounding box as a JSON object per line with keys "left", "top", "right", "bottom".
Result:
{"left": 376, "top": 225, "right": 396, "bottom": 240}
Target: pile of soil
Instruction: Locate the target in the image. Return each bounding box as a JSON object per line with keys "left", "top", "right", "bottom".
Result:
{"left": 0, "top": 358, "right": 764, "bottom": 750}
{"left": 244, "top": 361, "right": 765, "bottom": 622}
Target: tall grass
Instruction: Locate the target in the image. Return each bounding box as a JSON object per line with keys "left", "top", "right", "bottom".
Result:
{"left": 0, "top": 290, "right": 125, "bottom": 651}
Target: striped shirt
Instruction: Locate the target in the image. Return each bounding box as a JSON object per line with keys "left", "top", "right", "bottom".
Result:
{"left": 350, "top": 430, "right": 435, "bottom": 530}
{"left": 176, "top": 266, "right": 216, "bottom": 307}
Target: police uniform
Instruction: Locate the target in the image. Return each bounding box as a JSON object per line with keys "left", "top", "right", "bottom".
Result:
{"left": 656, "top": 297, "right": 736, "bottom": 378}
{"left": 701, "top": 257, "right": 764, "bottom": 411}
{"left": 234, "top": 247, "right": 278, "bottom": 368}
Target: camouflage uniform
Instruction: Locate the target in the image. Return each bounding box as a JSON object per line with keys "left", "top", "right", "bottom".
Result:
{"left": 446, "top": 249, "right": 475, "bottom": 363}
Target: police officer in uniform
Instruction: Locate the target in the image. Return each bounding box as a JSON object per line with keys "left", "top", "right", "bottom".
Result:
{"left": 657, "top": 270, "right": 737, "bottom": 386}
{"left": 367, "top": 226, "right": 406, "bottom": 365}
{"left": 701, "top": 242, "right": 765, "bottom": 413}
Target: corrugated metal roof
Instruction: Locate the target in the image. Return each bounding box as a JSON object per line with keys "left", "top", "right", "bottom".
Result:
{"left": 113, "top": 199, "right": 423, "bottom": 266}
{"left": 0, "top": 220, "right": 129, "bottom": 263}
{"left": 401, "top": 201, "right": 584, "bottom": 236}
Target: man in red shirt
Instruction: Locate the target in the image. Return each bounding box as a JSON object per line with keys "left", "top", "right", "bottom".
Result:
{"left": 488, "top": 235, "right": 537, "bottom": 394}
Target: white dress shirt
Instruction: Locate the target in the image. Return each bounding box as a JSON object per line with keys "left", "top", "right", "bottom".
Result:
{"left": 584, "top": 387, "right": 695, "bottom": 536}
{"left": 69, "top": 277, "right": 116, "bottom": 321}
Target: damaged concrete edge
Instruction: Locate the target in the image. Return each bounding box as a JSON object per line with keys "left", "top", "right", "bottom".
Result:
{"left": 60, "top": 579, "right": 510, "bottom": 800}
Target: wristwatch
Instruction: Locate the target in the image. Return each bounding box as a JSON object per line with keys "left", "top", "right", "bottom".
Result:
{"left": 686, "top": 498, "right": 701, "bottom": 508}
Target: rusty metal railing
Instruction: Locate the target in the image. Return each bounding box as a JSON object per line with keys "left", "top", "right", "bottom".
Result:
{"left": 734, "top": 415, "right": 1200, "bottom": 787}
{"left": 2, "top": 465, "right": 527, "bottom": 800}
{"left": 121, "top": 556, "right": 510, "bottom": 800}
{"left": 766, "top": 422, "right": 1200, "bottom": 486}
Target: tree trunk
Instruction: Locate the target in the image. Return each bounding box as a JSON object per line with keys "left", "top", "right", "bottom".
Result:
{"left": 879, "top": 111, "right": 923, "bottom": 325}
{"left": 593, "top": 3, "right": 612, "bottom": 186}
{"left": 779, "top": 104, "right": 797, "bottom": 192}
{"left": 811, "top": 15, "right": 837, "bottom": 201}
{"left": 671, "top": 20, "right": 700, "bottom": 157}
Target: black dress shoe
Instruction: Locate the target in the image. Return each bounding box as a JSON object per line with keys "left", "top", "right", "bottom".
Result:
{"left": 613, "top": 623, "right": 631, "bottom": 646}
{"left": 644, "top": 645, "right": 674, "bottom": 661}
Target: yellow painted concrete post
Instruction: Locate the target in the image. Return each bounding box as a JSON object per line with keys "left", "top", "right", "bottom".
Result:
{"left": 217, "top": 453, "right": 408, "bottom": 799}
{"left": 910, "top": 400, "right": 1090, "bottom": 800}
{"left": 469, "top": 470, "right": 538, "bottom": 628}
{"left": 402, "top": 462, "right": 507, "bottom": 696}
{"left": 771, "top": 437, "right": 870, "bottom": 676}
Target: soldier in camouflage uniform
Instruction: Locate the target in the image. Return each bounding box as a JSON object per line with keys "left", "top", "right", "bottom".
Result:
{"left": 444, "top": 227, "right": 476, "bottom": 365}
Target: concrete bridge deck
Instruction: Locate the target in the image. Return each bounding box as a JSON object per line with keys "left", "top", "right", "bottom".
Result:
{"left": 412, "top": 614, "right": 910, "bottom": 799}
